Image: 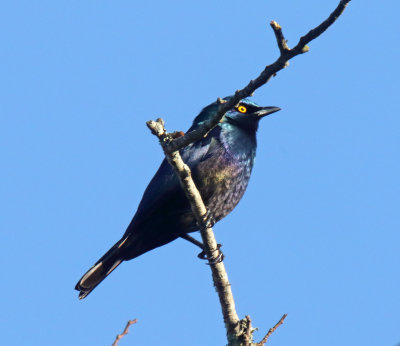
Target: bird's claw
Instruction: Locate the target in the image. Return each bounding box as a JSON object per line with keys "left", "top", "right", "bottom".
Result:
{"left": 197, "top": 244, "right": 224, "bottom": 264}
{"left": 197, "top": 250, "right": 207, "bottom": 260}
{"left": 204, "top": 209, "right": 216, "bottom": 229}
{"left": 197, "top": 209, "right": 216, "bottom": 230}
{"left": 207, "top": 249, "right": 224, "bottom": 265}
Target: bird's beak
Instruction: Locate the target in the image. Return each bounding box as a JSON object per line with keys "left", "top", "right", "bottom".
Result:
{"left": 255, "top": 106, "right": 281, "bottom": 118}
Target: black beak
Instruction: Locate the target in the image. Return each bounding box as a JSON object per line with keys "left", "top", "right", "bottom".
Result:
{"left": 254, "top": 106, "right": 281, "bottom": 118}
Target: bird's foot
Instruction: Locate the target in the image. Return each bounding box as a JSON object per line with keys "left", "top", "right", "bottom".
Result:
{"left": 197, "top": 209, "right": 216, "bottom": 230}
{"left": 197, "top": 243, "right": 224, "bottom": 264}
{"left": 180, "top": 233, "right": 224, "bottom": 264}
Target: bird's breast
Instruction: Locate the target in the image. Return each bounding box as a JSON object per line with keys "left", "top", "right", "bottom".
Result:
{"left": 193, "top": 150, "right": 253, "bottom": 223}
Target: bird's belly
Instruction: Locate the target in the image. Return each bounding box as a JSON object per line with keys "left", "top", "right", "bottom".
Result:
{"left": 194, "top": 160, "right": 251, "bottom": 223}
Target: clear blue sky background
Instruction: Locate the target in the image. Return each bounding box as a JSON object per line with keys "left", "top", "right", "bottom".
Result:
{"left": 1, "top": 1, "right": 399, "bottom": 345}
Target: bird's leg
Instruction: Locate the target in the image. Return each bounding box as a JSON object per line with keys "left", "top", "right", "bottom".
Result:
{"left": 180, "top": 233, "right": 204, "bottom": 250}
{"left": 180, "top": 233, "right": 224, "bottom": 264}
{"left": 195, "top": 209, "right": 224, "bottom": 263}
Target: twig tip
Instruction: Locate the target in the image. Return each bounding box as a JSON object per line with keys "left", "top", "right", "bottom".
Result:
{"left": 270, "top": 20, "right": 281, "bottom": 29}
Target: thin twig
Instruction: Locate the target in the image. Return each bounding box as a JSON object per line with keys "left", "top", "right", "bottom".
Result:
{"left": 270, "top": 21, "right": 290, "bottom": 54}
{"left": 163, "top": 0, "right": 351, "bottom": 155}
{"left": 295, "top": 0, "right": 351, "bottom": 53}
{"left": 245, "top": 315, "right": 253, "bottom": 346}
{"left": 112, "top": 319, "right": 138, "bottom": 346}
{"left": 256, "top": 314, "right": 287, "bottom": 346}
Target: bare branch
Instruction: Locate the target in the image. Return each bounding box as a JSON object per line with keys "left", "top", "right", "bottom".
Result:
{"left": 256, "top": 314, "right": 287, "bottom": 346}
{"left": 112, "top": 319, "right": 138, "bottom": 346}
{"left": 146, "top": 1, "right": 351, "bottom": 344}
{"left": 146, "top": 120, "right": 241, "bottom": 340}
{"left": 163, "top": 0, "right": 351, "bottom": 155}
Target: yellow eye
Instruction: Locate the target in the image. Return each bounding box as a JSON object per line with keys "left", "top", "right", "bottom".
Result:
{"left": 237, "top": 105, "right": 247, "bottom": 113}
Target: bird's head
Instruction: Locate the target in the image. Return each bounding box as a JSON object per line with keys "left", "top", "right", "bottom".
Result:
{"left": 223, "top": 98, "right": 281, "bottom": 132}
{"left": 191, "top": 98, "right": 280, "bottom": 134}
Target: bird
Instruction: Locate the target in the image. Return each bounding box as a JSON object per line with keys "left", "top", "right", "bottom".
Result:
{"left": 75, "top": 97, "right": 280, "bottom": 299}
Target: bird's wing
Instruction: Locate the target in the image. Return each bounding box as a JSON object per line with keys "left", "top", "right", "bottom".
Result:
{"left": 130, "top": 158, "right": 180, "bottom": 225}
{"left": 128, "top": 126, "right": 222, "bottom": 228}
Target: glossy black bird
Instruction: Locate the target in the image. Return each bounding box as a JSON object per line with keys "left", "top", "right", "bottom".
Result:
{"left": 75, "top": 98, "right": 280, "bottom": 299}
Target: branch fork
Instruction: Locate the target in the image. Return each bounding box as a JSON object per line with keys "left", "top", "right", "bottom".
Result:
{"left": 112, "top": 319, "right": 138, "bottom": 346}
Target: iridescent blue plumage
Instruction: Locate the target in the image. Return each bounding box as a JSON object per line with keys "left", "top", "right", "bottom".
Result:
{"left": 75, "top": 98, "right": 280, "bottom": 298}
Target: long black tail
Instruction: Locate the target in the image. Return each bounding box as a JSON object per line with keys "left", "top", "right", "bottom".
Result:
{"left": 75, "top": 236, "right": 129, "bottom": 299}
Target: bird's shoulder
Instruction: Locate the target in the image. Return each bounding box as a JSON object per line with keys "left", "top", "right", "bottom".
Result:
{"left": 182, "top": 125, "right": 226, "bottom": 166}
{"left": 128, "top": 126, "right": 225, "bottom": 227}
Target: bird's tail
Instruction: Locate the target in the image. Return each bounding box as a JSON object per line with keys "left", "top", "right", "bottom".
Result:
{"left": 75, "top": 235, "right": 129, "bottom": 299}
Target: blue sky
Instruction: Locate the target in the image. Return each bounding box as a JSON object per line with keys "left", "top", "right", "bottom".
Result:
{"left": 1, "top": 1, "right": 399, "bottom": 345}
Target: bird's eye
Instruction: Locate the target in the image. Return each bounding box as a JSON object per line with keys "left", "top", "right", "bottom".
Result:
{"left": 237, "top": 105, "right": 247, "bottom": 113}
